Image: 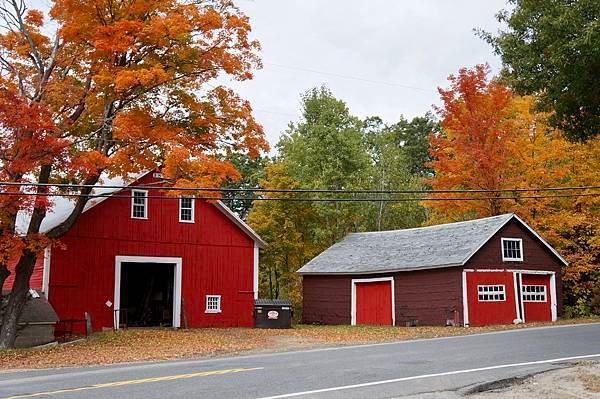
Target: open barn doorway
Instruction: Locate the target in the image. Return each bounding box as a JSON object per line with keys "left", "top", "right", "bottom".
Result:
{"left": 120, "top": 262, "right": 174, "bottom": 327}
{"left": 114, "top": 256, "right": 182, "bottom": 329}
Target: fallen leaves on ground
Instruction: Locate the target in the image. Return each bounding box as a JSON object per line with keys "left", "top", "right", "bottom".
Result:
{"left": 0, "top": 318, "right": 597, "bottom": 370}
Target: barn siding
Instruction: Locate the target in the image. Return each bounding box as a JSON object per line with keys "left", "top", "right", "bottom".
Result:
{"left": 47, "top": 173, "right": 256, "bottom": 331}
{"left": 465, "top": 219, "right": 564, "bottom": 317}
{"left": 303, "top": 275, "right": 353, "bottom": 325}
{"left": 394, "top": 267, "right": 462, "bottom": 326}
{"left": 302, "top": 218, "right": 566, "bottom": 326}
{"left": 4, "top": 254, "right": 44, "bottom": 292}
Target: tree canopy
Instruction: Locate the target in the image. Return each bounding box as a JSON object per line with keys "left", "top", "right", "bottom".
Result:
{"left": 0, "top": 0, "right": 267, "bottom": 348}
{"left": 481, "top": 0, "right": 600, "bottom": 141}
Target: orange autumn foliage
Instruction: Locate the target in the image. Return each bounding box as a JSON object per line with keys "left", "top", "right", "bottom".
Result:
{"left": 0, "top": 0, "right": 268, "bottom": 347}
{"left": 427, "top": 65, "right": 599, "bottom": 315}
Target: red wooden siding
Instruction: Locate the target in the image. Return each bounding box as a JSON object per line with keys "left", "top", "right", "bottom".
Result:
{"left": 355, "top": 281, "right": 392, "bottom": 325}
{"left": 521, "top": 274, "right": 552, "bottom": 322}
{"left": 466, "top": 271, "right": 517, "bottom": 326}
{"left": 47, "top": 173, "right": 256, "bottom": 331}
{"left": 303, "top": 275, "right": 353, "bottom": 324}
{"left": 465, "top": 219, "right": 563, "bottom": 317}
{"left": 395, "top": 267, "right": 462, "bottom": 326}
{"left": 4, "top": 255, "right": 44, "bottom": 292}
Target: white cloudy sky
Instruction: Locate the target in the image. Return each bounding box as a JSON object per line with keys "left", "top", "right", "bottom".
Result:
{"left": 224, "top": 0, "right": 509, "bottom": 150}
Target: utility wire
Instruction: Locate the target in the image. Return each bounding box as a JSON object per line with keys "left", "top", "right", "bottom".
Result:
{"left": 1, "top": 191, "right": 598, "bottom": 202}
{"left": 264, "top": 62, "right": 433, "bottom": 93}
{"left": 1, "top": 181, "right": 599, "bottom": 194}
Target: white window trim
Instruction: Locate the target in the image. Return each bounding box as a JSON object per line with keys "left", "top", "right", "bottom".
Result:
{"left": 131, "top": 189, "right": 148, "bottom": 219}
{"left": 501, "top": 238, "right": 523, "bottom": 262}
{"left": 350, "top": 277, "right": 395, "bottom": 326}
{"left": 114, "top": 256, "right": 182, "bottom": 329}
{"left": 205, "top": 295, "right": 222, "bottom": 313}
{"left": 476, "top": 284, "right": 507, "bottom": 302}
{"left": 178, "top": 197, "right": 195, "bottom": 223}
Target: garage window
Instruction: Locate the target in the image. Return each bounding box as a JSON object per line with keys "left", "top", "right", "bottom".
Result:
{"left": 477, "top": 285, "right": 506, "bottom": 301}
{"left": 501, "top": 238, "right": 523, "bottom": 261}
{"left": 205, "top": 295, "right": 221, "bottom": 313}
{"left": 522, "top": 285, "right": 546, "bottom": 302}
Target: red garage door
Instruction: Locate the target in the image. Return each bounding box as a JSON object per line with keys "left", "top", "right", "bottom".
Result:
{"left": 521, "top": 274, "right": 552, "bottom": 322}
{"left": 355, "top": 281, "right": 393, "bottom": 326}
{"left": 466, "top": 271, "right": 517, "bottom": 326}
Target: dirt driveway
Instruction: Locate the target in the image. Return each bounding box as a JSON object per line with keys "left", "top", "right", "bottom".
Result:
{"left": 468, "top": 362, "right": 600, "bottom": 398}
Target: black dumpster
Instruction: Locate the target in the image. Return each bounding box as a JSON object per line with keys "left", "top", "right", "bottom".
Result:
{"left": 254, "top": 299, "right": 292, "bottom": 329}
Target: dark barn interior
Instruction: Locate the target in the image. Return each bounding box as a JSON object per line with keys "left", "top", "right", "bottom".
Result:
{"left": 120, "top": 262, "right": 174, "bottom": 327}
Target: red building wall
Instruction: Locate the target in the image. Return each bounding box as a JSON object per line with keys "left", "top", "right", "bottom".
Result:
{"left": 4, "top": 256, "right": 44, "bottom": 292}
{"left": 47, "top": 174, "right": 257, "bottom": 330}
{"left": 302, "top": 218, "right": 564, "bottom": 326}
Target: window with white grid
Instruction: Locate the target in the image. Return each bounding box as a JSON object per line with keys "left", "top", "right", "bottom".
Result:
{"left": 131, "top": 190, "right": 148, "bottom": 219}
{"left": 205, "top": 295, "right": 221, "bottom": 313}
{"left": 501, "top": 238, "right": 523, "bottom": 261}
{"left": 522, "top": 285, "right": 546, "bottom": 302}
{"left": 477, "top": 285, "right": 506, "bottom": 301}
{"left": 179, "top": 197, "right": 195, "bottom": 223}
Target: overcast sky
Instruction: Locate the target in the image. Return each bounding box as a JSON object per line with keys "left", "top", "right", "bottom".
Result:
{"left": 223, "top": 0, "right": 509, "bottom": 151}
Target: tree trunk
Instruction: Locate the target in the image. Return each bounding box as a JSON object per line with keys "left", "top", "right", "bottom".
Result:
{"left": 0, "top": 264, "right": 9, "bottom": 294}
{"left": 0, "top": 250, "right": 37, "bottom": 349}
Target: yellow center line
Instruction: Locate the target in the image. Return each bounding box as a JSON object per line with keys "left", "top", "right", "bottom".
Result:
{"left": 2, "top": 367, "right": 264, "bottom": 399}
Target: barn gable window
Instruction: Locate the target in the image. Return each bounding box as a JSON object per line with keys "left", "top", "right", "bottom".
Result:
{"left": 205, "top": 295, "right": 221, "bottom": 313}
{"left": 501, "top": 238, "right": 523, "bottom": 262}
{"left": 477, "top": 285, "right": 506, "bottom": 301}
{"left": 131, "top": 190, "right": 148, "bottom": 219}
{"left": 522, "top": 285, "right": 547, "bottom": 302}
{"left": 179, "top": 197, "right": 195, "bottom": 223}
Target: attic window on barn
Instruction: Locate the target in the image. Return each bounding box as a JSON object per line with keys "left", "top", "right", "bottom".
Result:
{"left": 477, "top": 285, "right": 506, "bottom": 301}
{"left": 179, "top": 197, "right": 195, "bottom": 223}
{"left": 205, "top": 295, "right": 221, "bottom": 313}
{"left": 501, "top": 238, "right": 523, "bottom": 262}
{"left": 522, "top": 285, "right": 547, "bottom": 302}
{"left": 131, "top": 190, "right": 148, "bottom": 219}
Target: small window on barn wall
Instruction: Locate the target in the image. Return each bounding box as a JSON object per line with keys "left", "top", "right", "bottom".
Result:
{"left": 205, "top": 295, "right": 221, "bottom": 313}
{"left": 477, "top": 285, "right": 506, "bottom": 301}
{"left": 179, "top": 197, "right": 195, "bottom": 223}
{"left": 131, "top": 190, "right": 148, "bottom": 219}
{"left": 501, "top": 238, "right": 523, "bottom": 261}
{"left": 522, "top": 285, "right": 547, "bottom": 302}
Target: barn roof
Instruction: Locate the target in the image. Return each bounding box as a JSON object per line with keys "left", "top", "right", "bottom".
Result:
{"left": 15, "top": 171, "right": 266, "bottom": 248}
{"left": 297, "top": 213, "right": 567, "bottom": 275}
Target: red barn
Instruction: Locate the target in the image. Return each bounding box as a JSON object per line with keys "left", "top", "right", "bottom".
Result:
{"left": 299, "top": 214, "right": 567, "bottom": 327}
{"left": 9, "top": 171, "right": 264, "bottom": 331}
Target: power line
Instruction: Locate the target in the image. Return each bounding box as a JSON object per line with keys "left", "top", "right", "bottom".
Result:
{"left": 1, "top": 181, "right": 599, "bottom": 194}
{"left": 1, "top": 191, "right": 598, "bottom": 202}
{"left": 263, "top": 62, "right": 434, "bottom": 93}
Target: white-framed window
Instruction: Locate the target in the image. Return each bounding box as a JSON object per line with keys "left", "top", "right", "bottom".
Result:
{"left": 179, "top": 197, "right": 195, "bottom": 223}
{"left": 501, "top": 238, "right": 523, "bottom": 261}
{"left": 477, "top": 285, "right": 506, "bottom": 301}
{"left": 205, "top": 295, "right": 221, "bottom": 313}
{"left": 131, "top": 190, "right": 148, "bottom": 219}
{"left": 522, "top": 285, "right": 547, "bottom": 302}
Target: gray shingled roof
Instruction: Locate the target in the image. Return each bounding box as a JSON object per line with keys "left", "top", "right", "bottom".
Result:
{"left": 298, "top": 214, "right": 532, "bottom": 275}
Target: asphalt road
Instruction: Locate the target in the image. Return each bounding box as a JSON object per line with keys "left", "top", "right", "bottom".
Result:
{"left": 1, "top": 323, "right": 599, "bottom": 399}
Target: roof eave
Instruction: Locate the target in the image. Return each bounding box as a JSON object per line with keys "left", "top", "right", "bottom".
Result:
{"left": 298, "top": 262, "right": 464, "bottom": 275}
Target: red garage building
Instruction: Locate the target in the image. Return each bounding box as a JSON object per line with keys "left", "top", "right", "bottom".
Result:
{"left": 299, "top": 214, "right": 566, "bottom": 327}
{"left": 9, "top": 171, "right": 264, "bottom": 332}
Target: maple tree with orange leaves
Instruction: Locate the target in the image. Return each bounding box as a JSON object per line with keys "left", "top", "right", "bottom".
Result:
{"left": 0, "top": 0, "right": 267, "bottom": 347}
{"left": 427, "top": 65, "right": 599, "bottom": 316}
